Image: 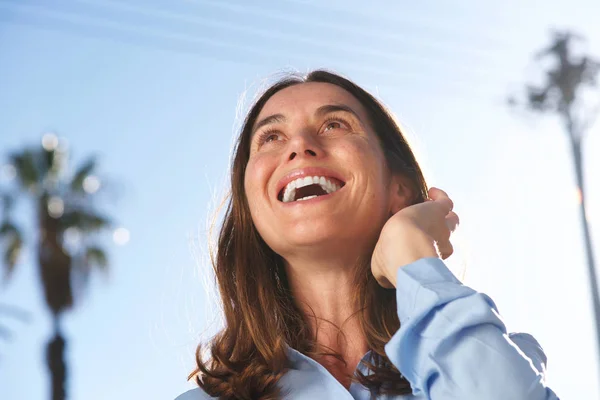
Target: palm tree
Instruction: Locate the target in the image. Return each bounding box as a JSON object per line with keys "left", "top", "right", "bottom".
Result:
{"left": 0, "top": 133, "right": 113, "bottom": 400}
{"left": 510, "top": 30, "right": 600, "bottom": 367}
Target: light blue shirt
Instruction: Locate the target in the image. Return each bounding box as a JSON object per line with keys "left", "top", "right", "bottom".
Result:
{"left": 176, "top": 258, "right": 560, "bottom": 399}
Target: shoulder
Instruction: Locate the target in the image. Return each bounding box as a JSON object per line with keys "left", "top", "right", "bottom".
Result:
{"left": 174, "top": 388, "right": 216, "bottom": 400}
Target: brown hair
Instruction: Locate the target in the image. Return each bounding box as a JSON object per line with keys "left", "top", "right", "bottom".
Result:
{"left": 192, "top": 70, "right": 428, "bottom": 399}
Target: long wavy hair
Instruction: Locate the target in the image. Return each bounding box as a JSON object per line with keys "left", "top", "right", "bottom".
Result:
{"left": 192, "top": 70, "right": 429, "bottom": 399}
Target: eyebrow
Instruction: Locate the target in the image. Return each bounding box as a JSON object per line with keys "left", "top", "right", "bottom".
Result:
{"left": 314, "top": 104, "right": 361, "bottom": 120}
{"left": 252, "top": 114, "right": 286, "bottom": 136}
{"left": 251, "top": 103, "right": 361, "bottom": 137}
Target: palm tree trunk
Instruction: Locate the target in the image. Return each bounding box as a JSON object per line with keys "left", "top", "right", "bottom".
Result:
{"left": 46, "top": 316, "right": 67, "bottom": 400}
{"left": 570, "top": 138, "right": 600, "bottom": 366}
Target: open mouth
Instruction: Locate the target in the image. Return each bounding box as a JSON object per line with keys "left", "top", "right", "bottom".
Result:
{"left": 277, "top": 176, "right": 345, "bottom": 203}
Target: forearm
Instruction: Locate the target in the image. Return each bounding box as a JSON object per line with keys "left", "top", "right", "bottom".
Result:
{"left": 384, "top": 258, "right": 560, "bottom": 399}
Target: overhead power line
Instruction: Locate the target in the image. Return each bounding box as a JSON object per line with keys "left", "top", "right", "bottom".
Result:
{"left": 0, "top": 0, "right": 506, "bottom": 101}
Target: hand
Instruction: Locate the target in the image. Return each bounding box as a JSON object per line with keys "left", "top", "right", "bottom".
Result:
{"left": 371, "top": 187, "right": 460, "bottom": 288}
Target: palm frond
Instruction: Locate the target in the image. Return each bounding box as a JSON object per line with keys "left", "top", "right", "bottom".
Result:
{"left": 70, "top": 245, "right": 109, "bottom": 304}
{"left": 0, "top": 303, "right": 31, "bottom": 342}
{"left": 59, "top": 209, "right": 111, "bottom": 233}
{"left": 42, "top": 148, "right": 55, "bottom": 175}
{"left": 70, "top": 158, "right": 96, "bottom": 193}
{"left": 0, "top": 220, "right": 17, "bottom": 236}
{"left": 85, "top": 246, "right": 108, "bottom": 270}
{"left": 0, "top": 223, "right": 23, "bottom": 281}
{"left": 4, "top": 235, "right": 23, "bottom": 275}
{"left": 0, "top": 193, "right": 15, "bottom": 216}
{"left": 526, "top": 85, "right": 553, "bottom": 111}
{"left": 582, "top": 57, "right": 600, "bottom": 86}
{"left": 9, "top": 150, "right": 40, "bottom": 189}
{"left": 0, "top": 303, "right": 31, "bottom": 323}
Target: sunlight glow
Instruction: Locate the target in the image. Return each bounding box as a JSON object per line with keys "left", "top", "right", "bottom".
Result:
{"left": 47, "top": 196, "right": 64, "bottom": 218}
{"left": 83, "top": 175, "right": 101, "bottom": 194}
{"left": 41, "top": 133, "right": 59, "bottom": 151}
{"left": 575, "top": 187, "right": 583, "bottom": 205}
{"left": 113, "top": 227, "right": 130, "bottom": 246}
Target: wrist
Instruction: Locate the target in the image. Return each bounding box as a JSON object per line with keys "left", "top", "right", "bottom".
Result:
{"left": 385, "top": 229, "right": 438, "bottom": 287}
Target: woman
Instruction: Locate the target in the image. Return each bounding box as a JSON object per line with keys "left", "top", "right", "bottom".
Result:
{"left": 176, "top": 71, "right": 559, "bottom": 399}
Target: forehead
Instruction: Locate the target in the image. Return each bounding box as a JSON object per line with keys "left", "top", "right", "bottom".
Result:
{"left": 256, "top": 82, "right": 368, "bottom": 121}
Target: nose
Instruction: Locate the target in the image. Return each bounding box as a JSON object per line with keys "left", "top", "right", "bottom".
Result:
{"left": 289, "top": 148, "right": 317, "bottom": 161}
{"left": 287, "top": 132, "right": 321, "bottom": 161}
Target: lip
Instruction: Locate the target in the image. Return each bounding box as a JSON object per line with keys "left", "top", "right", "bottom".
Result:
{"left": 274, "top": 166, "right": 347, "bottom": 202}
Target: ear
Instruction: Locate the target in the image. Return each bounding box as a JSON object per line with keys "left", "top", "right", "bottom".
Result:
{"left": 388, "top": 174, "right": 414, "bottom": 216}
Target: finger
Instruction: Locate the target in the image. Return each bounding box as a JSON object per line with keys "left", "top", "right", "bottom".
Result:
{"left": 374, "top": 273, "right": 394, "bottom": 289}
{"left": 428, "top": 187, "right": 453, "bottom": 213}
{"left": 445, "top": 211, "right": 460, "bottom": 232}
{"left": 437, "top": 240, "right": 454, "bottom": 260}
{"left": 428, "top": 187, "right": 449, "bottom": 199}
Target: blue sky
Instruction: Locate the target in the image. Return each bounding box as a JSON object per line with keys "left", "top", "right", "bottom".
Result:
{"left": 1, "top": 0, "right": 599, "bottom": 399}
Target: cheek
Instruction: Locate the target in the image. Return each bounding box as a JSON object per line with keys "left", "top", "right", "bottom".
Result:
{"left": 244, "top": 154, "right": 276, "bottom": 209}
{"left": 331, "top": 138, "right": 386, "bottom": 177}
{"left": 244, "top": 155, "right": 280, "bottom": 246}
{"left": 340, "top": 139, "right": 391, "bottom": 211}
{"left": 328, "top": 138, "right": 366, "bottom": 163}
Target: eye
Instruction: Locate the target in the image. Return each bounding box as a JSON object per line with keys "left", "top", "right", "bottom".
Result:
{"left": 255, "top": 129, "right": 282, "bottom": 147}
{"left": 264, "top": 133, "right": 279, "bottom": 143}
{"left": 324, "top": 122, "right": 342, "bottom": 131}
{"left": 322, "top": 117, "right": 350, "bottom": 133}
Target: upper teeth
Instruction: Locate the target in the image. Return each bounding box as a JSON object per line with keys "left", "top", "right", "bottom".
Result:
{"left": 282, "top": 176, "right": 341, "bottom": 203}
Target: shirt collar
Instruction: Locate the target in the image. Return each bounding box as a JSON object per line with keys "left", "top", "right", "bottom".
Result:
{"left": 285, "top": 344, "right": 374, "bottom": 375}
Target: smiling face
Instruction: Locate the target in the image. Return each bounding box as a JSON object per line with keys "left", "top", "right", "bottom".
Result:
{"left": 243, "top": 82, "right": 399, "bottom": 260}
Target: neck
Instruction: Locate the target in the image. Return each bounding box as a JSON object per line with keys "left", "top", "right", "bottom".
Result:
{"left": 284, "top": 252, "right": 369, "bottom": 359}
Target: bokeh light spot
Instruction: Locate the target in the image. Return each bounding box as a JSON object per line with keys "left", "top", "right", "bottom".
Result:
{"left": 64, "top": 227, "right": 82, "bottom": 247}
{"left": 113, "top": 227, "right": 130, "bottom": 246}
{"left": 48, "top": 196, "right": 64, "bottom": 218}
{"left": 42, "top": 133, "right": 59, "bottom": 151}
{"left": 83, "top": 175, "right": 101, "bottom": 194}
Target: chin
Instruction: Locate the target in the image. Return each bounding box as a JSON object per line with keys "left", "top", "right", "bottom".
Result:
{"left": 279, "top": 220, "right": 375, "bottom": 252}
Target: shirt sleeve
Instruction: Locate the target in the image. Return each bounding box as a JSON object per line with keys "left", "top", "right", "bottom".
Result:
{"left": 174, "top": 388, "right": 215, "bottom": 400}
{"left": 384, "top": 257, "right": 560, "bottom": 400}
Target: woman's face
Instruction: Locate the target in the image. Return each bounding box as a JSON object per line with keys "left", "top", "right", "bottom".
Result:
{"left": 244, "top": 82, "right": 397, "bottom": 259}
